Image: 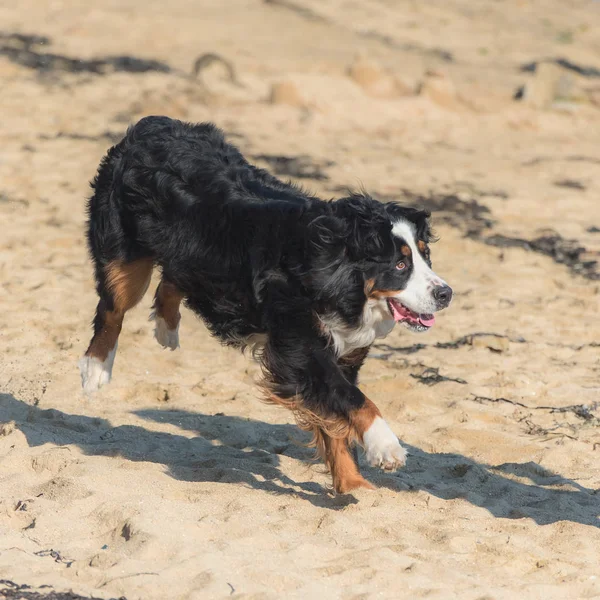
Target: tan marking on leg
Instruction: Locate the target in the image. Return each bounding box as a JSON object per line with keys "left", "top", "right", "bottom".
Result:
{"left": 349, "top": 397, "right": 382, "bottom": 441}
{"left": 87, "top": 258, "right": 153, "bottom": 359}
{"left": 153, "top": 280, "right": 183, "bottom": 330}
{"left": 151, "top": 279, "right": 184, "bottom": 350}
{"left": 86, "top": 306, "right": 124, "bottom": 361}
{"left": 80, "top": 303, "right": 123, "bottom": 393}
{"left": 263, "top": 391, "right": 375, "bottom": 493}
{"left": 105, "top": 258, "right": 153, "bottom": 312}
{"left": 81, "top": 259, "right": 153, "bottom": 392}
{"left": 322, "top": 433, "right": 375, "bottom": 494}
{"left": 263, "top": 392, "right": 350, "bottom": 439}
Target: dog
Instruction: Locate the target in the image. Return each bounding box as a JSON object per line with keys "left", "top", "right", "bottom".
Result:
{"left": 79, "top": 116, "right": 452, "bottom": 493}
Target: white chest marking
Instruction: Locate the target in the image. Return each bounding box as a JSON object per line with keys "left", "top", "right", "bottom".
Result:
{"left": 319, "top": 299, "right": 395, "bottom": 358}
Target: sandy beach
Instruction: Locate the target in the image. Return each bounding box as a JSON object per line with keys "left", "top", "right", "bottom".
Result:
{"left": 1, "top": 1, "right": 599, "bottom": 598}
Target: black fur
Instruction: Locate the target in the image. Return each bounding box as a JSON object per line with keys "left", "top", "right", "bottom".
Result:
{"left": 86, "top": 116, "right": 433, "bottom": 420}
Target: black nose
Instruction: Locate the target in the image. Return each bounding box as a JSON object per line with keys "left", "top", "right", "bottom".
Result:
{"left": 433, "top": 284, "right": 453, "bottom": 308}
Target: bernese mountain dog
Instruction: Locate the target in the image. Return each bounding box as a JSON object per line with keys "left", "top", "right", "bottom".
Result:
{"left": 79, "top": 116, "right": 453, "bottom": 494}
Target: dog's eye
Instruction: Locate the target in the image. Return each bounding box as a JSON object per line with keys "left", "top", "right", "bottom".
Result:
{"left": 396, "top": 261, "right": 406, "bottom": 270}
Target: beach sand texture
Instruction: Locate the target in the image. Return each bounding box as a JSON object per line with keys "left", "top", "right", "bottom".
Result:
{"left": 0, "top": 1, "right": 599, "bottom": 598}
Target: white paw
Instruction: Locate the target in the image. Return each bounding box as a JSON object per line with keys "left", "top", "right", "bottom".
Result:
{"left": 78, "top": 345, "right": 116, "bottom": 394}
{"left": 363, "top": 417, "right": 407, "bottom": 471}
{"left": 152, "top": 314, "right": 179, "bottom": 350}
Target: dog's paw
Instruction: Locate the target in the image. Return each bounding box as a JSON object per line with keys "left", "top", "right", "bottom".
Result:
{"left": 152, "top": 314, "right": 180, "bottom": 350}
{"left": 363, "top": 417, "right": 407, "bottom": 471}
{"left": 78, "top": 350, "right": 115, "bottom": 394}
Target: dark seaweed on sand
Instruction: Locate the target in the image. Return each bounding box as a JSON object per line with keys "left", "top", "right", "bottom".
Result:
{"left": 0, "top": 580, "right": 126, "bottom": 600}
{"left": 0, "top": 32, "right": 171, "bottom": 75}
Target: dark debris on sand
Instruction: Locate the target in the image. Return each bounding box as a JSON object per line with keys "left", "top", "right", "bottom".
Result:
{"left": 374, "top": 333, "right": 597, "bottom": 359}
{"left": 376, "top": 188, "right": 599, "bottom": 281}
{"left": 471, "top": 396, "right": 600, "bottom": 427}
{"left": 0, "top": 32, "right": 171, "bottom": 75}
{"left": 485, "top": 234, "right": 599, "bottom": 281}
{"left": 252, "top": 154, "right": 335, "bottom": 180}
{"left": 357, "top": 30, "right": 453, "bottom": 62}
{"left": 0, "top": 580, "right": 126, "bottom": 600}
{"left": 263, "top": 0, "right": 328, "bottom": 23}
{"left": 436, "top": 332, "right": 527, "bottom": 349}
{"left": 410, "top": 367, "right": 467, "bottom": 386}
{"left": 553, "top": 179, "right": 586, "bottom": 191}
{"left": 520, "top": 57, "right": 600, "bottom": 78}
{"left": 522, "top": 155, "right": 600, "bottom": 166}
{"left": 262, "top": 0, "right": 454, "bottom": 61}
{"left": 373, "top": 342, "right": 428, "bottom": 356}
{"left": 38, "top": 131, "right": 124, "bottom": 144}
{"left": 385, "top": 190, "right": 496, "bottom": 237}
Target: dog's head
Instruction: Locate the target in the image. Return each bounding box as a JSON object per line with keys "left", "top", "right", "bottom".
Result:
{"left": 308, "top": 193, "right": 452, "bottom": 333}
{"left": 374, "top": 202, "right": 452, "bottom": 332}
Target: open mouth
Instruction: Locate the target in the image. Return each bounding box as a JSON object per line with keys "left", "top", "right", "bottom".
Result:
{"left": 387, "top": 298, "right": 435, "bottom": 330}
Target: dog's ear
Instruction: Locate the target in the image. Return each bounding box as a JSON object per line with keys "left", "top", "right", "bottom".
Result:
{"left": 385, "top": 203, "right": 435, "bottom": 243}
{"left": 306, "top": 215, "right": 348, "bottom": 254}
{"left": 333, "top": 194, "right": 394, "bottom": 261}
{"left": 411, "top": 209, "right": 434, "bottom": 243}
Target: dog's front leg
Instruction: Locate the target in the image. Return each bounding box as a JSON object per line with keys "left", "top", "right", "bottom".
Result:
{"left": 260, "top": 312, "right": 375, "bottom": 492}
{"left": 350, "top": 397, "right": 407, "bottom": 471}
{"left": 338, "top": 348, "right": 407, "bottom": 472}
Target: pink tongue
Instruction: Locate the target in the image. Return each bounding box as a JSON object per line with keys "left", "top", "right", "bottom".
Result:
{"left": 418, "top": 314, "right": 436, "bottom": 327}
{"left": 389, "top": 300, "right": 435, "bottom": 327}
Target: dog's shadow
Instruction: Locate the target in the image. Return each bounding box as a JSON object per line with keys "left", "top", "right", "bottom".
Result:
{"left": 0, "top": 393, "right": 353, "bottom": 510}
{"left": 1, "top": 393, "right": 598, "bottom": 524}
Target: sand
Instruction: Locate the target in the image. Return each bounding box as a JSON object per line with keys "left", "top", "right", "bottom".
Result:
{"left": 0, "top": 0, "right": 599, "bottom": 598}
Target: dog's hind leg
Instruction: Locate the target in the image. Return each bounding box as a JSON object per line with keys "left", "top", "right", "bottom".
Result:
{"left": 150, "top": 278, "right": 183, "bottom": 350}
{"left": 79, "top": 258, "right": 153, "bottom": 393}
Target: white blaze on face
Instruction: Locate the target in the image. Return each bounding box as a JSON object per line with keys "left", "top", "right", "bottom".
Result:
{"left": 391, "top": 219, "right": 447, "bottom": 314}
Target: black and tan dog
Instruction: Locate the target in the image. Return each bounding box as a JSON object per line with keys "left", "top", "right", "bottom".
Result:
{"left": 80, "top": 116, "right": 452, "bottom": 493}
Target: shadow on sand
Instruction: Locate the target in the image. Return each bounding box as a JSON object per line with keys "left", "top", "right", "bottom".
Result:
{"left": 1, "top": 393, "right": 597, "bottom": 524}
